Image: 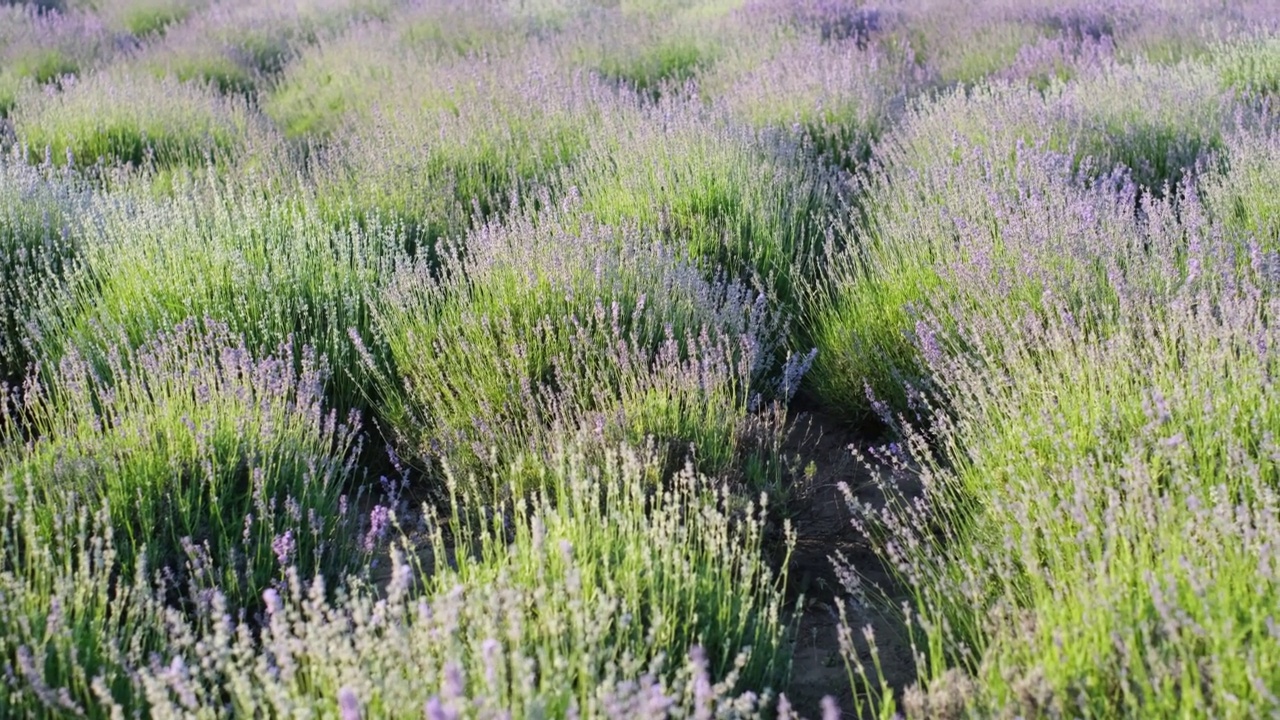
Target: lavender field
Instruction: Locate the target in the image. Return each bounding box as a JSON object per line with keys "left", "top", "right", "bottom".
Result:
{"left": 2, "top": 0, "right": 1280, "bottom": 716}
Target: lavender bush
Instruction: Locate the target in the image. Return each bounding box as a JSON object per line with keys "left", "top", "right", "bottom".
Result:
{"left": 840, "top": 186, "right": 1280, "bottom": 716}
{"left": 806, "top": 135, "right": 1145, "bottom": 421}
{"left": 395, "top": 0, "right": 526, "bottom": 59}
{"left": 567, "top": 7, "right": 724, "bottom": 98}
{"left": 0, "top": 153, "right": 86, "bottom": 382}
{"left": 2, "top": 318, "right": 367, "bottom": 609}
{"left": 90, "top": 0, "right": 207, "bottom": 36}
{"left": 305, "top": 47, "right": 619, "bottom": 250}
{"left": 0, "top": 7, "right": 113, "bottom": 117}
{"left": 372, "top": 205, "right": 808, "bottom": 490}
{"left": 706, "top": 33, "right": 920, "bottom": 169}
{"left": 806, "top": 60, "right": 1232, "bottom": 420}
{"left": 127, "top": 15, "right": 266, "bottom": 96}
{"left": 11, "top": 69, "right": 271, "bottom": 172}
{"left": 563, "top": 97, "right": 837, "bottom": 306}
{"left": 1215, "top": 33, "right": 1280, "bottom": 99}
{"left": 262, "top": 20, "right": 409, "bottom": 141}
{"left": 1202, "top": 121, "right": 1280, "bottom": 244}
{"left": 738, "top": 0, "right": 886, "bottom": 46}
{"left": 145, "top": 0, "right": 400, "bottom": 87}
{"left": 0, "top": 443, "right": 790, "bottom": 717}
{"left": 0, "top": 494, "right": 168, "bottom": 717}
{"left": 31, "top": 181, "right": 402, "bottom": 413}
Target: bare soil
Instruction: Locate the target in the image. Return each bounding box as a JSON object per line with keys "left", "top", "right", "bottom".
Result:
{"left": 779, "top": 411, "right": 919, "bottom": 718}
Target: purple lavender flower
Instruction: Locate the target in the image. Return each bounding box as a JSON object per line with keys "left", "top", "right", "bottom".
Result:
{"left": 337, "top": 686, "right": 363, "bottom": 720}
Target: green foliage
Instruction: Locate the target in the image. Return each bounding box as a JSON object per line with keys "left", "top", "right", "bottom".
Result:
{"left": 1059, "top": 60, "right": 1227, "bottom": 191}
{"left": 0, "top": 157, "right": 86, "bottom": 382}
{"left": 567, "top": 104, "right": 835, "bottom": 307}
{"left": 307, "top": 51, "right": 611, "bottom": 252}
{"left": 857, "top": 242, "right": 1280, "bottom": 717}
{"left": 0, "top": 8, "right": 112, "bottom": 117}
{"left": 0, "top": 495, "right": 166, "bottom": 718}
{"left": 396, "top": 0, "right": 525, "bottom": 57}
{"left": 1202, "top": 125, "right": 1280, "bottom": 247}
{"left": 33, "top": 182, "right": 400, "bottom": 414}
{"left": 262, "top": 24, "right": 406, "bottom": 141}
{"left": 12, "top": 72, "right": 263, "bottom": 171}
{"left": 137, "top": 445, "right": 793, "bottom": 716}
{"left": 372, "top": 210, "right": 791, "bottom": 489}
{"left": 598, "top": 34, "right": 714, "bottom": 93}
{"left": 1214, "top": 34, "right": 1280, "bottom": 97}
{"left": 88, "top": 0, "right": 203, "bottom": 36}
{"left": 133, "top": 36, "right": 260, "bottom": 96}
{"left": 3, "top": 319, "right": 367, "bottom": 611}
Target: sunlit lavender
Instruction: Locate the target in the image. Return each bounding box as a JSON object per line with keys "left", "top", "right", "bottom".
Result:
{"left": 1, "top": 0, "right": 1279, "bottom": 717}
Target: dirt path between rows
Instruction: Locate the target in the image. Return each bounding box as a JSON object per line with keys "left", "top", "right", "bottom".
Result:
{"left": 779, "top": 412, "right": 918, "bottom": 718}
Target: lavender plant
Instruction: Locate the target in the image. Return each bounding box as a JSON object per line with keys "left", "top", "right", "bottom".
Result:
{"left": 32, "top": 181, "right": 402, "bottom": 413}
{"left": 1214, "top": 33, "right": 1280, "bottom": 98}
{"left": 109, "top": 445, "right": 795, "bottom": 717}
{"left": 564, "top": 98, "right": 837, "bottom": 306}
{"left": 157, "top": 0, "right": 400, "bottom": 84}
{"left": 1203, "top": 122, "right": 1280, "bottom": 244}
{"left": 0, "top": 7, "right": 113, "bottom": 117}
{"left": 805, "top": 59, "right": 1231, "bottom": 421}
{"left": 1058, "top": 59, "right": 1229, "bottom": 191}
{"left": 805, "top": 133, "right": 1150, "bottom": 421}
{"left": 995, "top": 33, "right": 1116, "bottom": 92}
{"left": 262, "top": 21, "right": 410, "bottom": 142}
{"left": 83, "top": 0, "right": 207, "bottom": 37}
{"left": 2, "top": 318, "right": 367, "bottom": 610}
{"left": 372, "top": 206, "right": 807, "bottom": 490}
{"left": 840, "top": 190, "right": 1280, "bottom": 717}
{"left": 0, "top": 492, "right": 168, "bottom": 717}
{"left": 0, "top": 153, "right": 87, "bottom": 382}
{"left": 1101, "top": 0, "right": 1279, "bottom": 65}
{"left": 737, "top": 0, "right": 886, "bottom": 46}
{"left": 567, "top": 9, "right": 723, "bottom": 98}
{"left": 307, "top": 49, "right": 616, "bottom": 250}
{"left": 128, "top": 20, "right": 263, "bottom": 96}
{"left": 706, "top": 34, "right": 919, "bottom": 169}
{"left": 395, "top": 0, "right": 528, "bottom": 59}
{"left": 11, "top": 69, "right": 270, "bottom": 172}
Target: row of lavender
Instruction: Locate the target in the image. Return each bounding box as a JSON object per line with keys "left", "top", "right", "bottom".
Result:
{"left": 3, "top": 0, "right": 1280, "bottom": 716}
